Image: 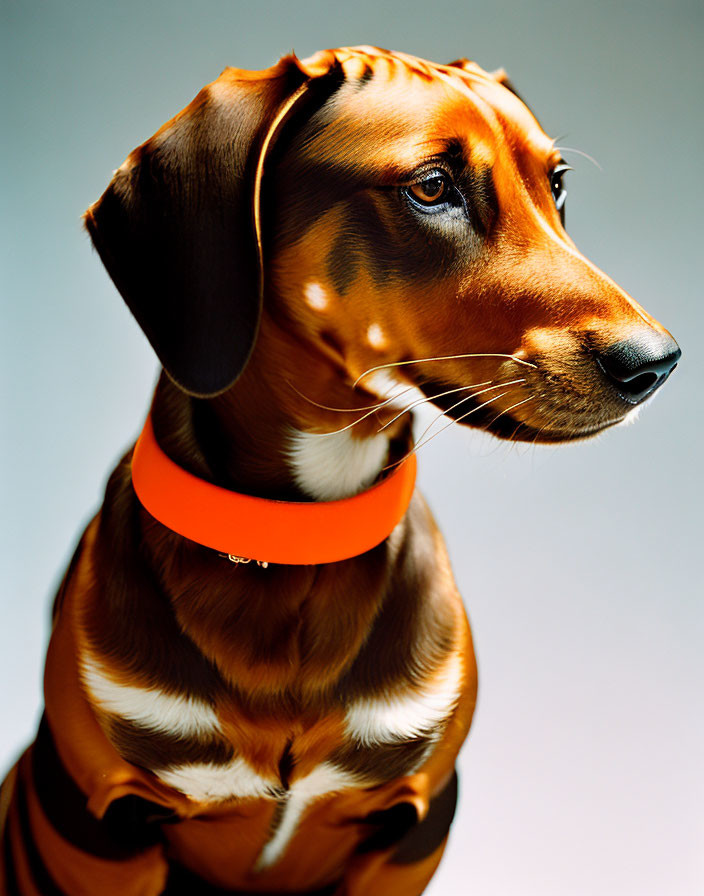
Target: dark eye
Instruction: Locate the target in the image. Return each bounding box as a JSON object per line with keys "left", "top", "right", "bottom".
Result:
{"left": 404, "top": 170, "right": 453, "bottom": 209}
{"left": 550, "top": 163, "right": 571, "bottom": 223}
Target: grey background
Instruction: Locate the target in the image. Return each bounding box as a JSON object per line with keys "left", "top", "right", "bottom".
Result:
{"left": 1, "top": 0, "right": 702, "bottom": 893}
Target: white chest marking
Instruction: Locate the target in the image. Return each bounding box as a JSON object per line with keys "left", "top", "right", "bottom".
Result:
{"left": 287, "top": 427, "right": 389, "bottom": 500}
{"left": 156, "top": 758, "right": 277, "bottom": 803}
{"left": 255, "top": 763, "right": 359, "bottom": 871}
{"left": 345, "top": 650, "right": 464, "bottom": 746}
{"left": 80, "top": 656, "right": 221, "bottom": 739}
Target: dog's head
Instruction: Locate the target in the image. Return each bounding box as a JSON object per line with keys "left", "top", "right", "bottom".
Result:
{"left": 85, "top": 46, "right": 680, "bottom": 443}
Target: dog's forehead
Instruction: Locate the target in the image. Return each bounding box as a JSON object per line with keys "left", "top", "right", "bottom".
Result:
{"left": 466, "top": 75, "right": 555, "bottom": 160}
{"left": 293, "top": 47, "right": 554, "bottom": 175}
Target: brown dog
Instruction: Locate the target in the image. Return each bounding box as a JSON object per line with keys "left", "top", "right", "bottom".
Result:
{"left": 0, "top": 46, "right": 680, "bottom": 895}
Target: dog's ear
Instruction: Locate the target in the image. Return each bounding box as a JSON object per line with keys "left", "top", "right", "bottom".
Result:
{"left": 84, "top": 57, "right": 317, "bottom": 397}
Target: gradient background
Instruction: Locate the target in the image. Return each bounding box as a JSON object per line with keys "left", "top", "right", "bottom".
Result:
{"left": 2, "top": 1, "right": 702, "bottom": 893}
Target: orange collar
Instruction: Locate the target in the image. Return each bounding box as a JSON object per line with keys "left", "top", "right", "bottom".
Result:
{"left": 131, "top": 415, "right": 417, "bottom": 566}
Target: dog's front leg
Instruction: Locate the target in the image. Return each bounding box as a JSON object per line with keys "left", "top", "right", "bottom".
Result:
{"left": 336, "top": 673, "right": 474, "bottom": 896}
{"left": 337, "top": 768, "right": 458, "bottom": 896}
{"left": 0, "top": 732, "right": 170, "bottom": 896}
{"left": 339, "top": 842, "right": 449, "bottom": 896}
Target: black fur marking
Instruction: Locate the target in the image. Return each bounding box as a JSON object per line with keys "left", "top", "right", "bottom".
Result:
{"left": 14, "top": 763, "right": 67, "bottom": 895}
{"left": 31, "top": 716, "right": 164, "bottom": 859}
{"left": 278, "top": 739, "right": 295, "bottom": 791}
{"left": 356, "top": 801, "right": 419, "bottom": 853}
{"left": 326, "top": 191, "right": 456, "bottom": 294}
{"left": 390, "top": 770, "right": 458, "bottom": 864}
{"left": 1, "top": 790, "right": 21, "bottom": 896}
{"left": 464, "top": 166, "right": 499, "bottom": 234}
{"left": 356, "top": 65, "right": 375, "bottom": 88}
{"left": 355, "top": 769, "right": 458, "bottom": 861}
{"left": 106, "top": 718, "right": 235, "bottom": 773}
{"left": 326, "top": 219, "right": 361, "bottom": 295}
{"left": 331, "top": 735, "right": 434, "bottom": 785}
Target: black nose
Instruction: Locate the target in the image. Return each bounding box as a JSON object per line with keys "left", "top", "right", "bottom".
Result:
{"left": 596, "top": 331, "right": 681, "bottom": 404}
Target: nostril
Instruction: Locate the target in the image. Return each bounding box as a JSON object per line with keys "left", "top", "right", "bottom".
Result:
{"left": 596, "top": 333, "right": 681, "bottom": 404}
{"left": 619, "top": 370, "right": 660, "bottom": 395}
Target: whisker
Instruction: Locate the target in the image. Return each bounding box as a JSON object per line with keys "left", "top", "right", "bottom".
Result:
{"left": 389, "top": 391, "right": 514, "bottom": 469}
{"left": 298, "top": 378, "right": 513, "bottom": 439}
{"left": 507, "top": 417, "right": 528, "bottom": 444}
{"left": 476, "top": 395, "right": 537, "bottom": 459}
{"left": 484, "top": 395, "right": 536, "bottom": 432}
{"left": 286, "top": 378, "right": 417, "bottom": 413}
{"left": 414, "top": 388, "right": 528, "bottom": 453}
{"left": 301, "top": 385, "right": 430, "bottom": 437}
{"left": 531, "top": 422, "right": 550, "bottom": 446}
{"left": 303, "top": 403, "right": 397, "bottom": 437}
{"left": 375, "top": 381, "right": 493, "bottom": 434}
{"left": 381, "top": 384, "right": 526, "bottom": 472}
{"left": 554, "top": 145, "right": 603, "bottom": 171}
{"left": 353, "top": 352, "right": 536, "bottom": 389}
{"left": 413, "top": 379, "right": 526, "bottom": 446}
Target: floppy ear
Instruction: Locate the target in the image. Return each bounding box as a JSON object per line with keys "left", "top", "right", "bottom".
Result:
{"left": 84, "top": 57, "right": 315, "bottom": 397}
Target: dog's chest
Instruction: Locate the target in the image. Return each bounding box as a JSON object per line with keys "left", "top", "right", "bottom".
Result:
{"left": 76, "top": 488, "right": 466, "bottom": 869}
{"left": 149, "top": 648, "right": 464, "bottom": 805}
{"left": 84, "top": 646, "right": 463, "bottom": 803}
{"left": 145, "top": 653, "right": 463, "bottom": 870}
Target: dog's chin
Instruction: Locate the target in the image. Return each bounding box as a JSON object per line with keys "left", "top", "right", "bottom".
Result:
{"left": 478, "top": 414, "right": 621, "bottom": 444}
{"left": 418, "top": 381, "right": 626, "bottom": 444}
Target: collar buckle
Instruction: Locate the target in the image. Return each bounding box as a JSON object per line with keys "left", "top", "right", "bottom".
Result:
{"left": 220, "top": 553, "right": 270, "bottom": 569}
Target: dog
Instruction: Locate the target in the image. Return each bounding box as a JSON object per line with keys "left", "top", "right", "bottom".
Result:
{"left": 0, "top": 46, "right": 680, "bottom": 895}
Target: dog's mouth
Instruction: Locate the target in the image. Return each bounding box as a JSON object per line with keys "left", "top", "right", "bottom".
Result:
{"left": 417, "top": 380, "right": 620, "bottom": 444}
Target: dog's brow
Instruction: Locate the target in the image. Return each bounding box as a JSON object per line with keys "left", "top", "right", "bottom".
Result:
{"left": 375, "top": 140, "right": 472, "bottom": 183}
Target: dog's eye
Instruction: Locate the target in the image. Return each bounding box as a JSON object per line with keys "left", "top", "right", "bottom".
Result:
{"left": 405, "top": 170, "right": 453, "bottom": 208}
{"left": 550, "top": 163, "right": 571, "bottom": 222}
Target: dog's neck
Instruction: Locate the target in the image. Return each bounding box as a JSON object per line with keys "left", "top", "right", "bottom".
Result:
{"left": 149, "top": 312, "right": 412, "bottom": 504}
{"left": 135, "top": 316, "right": 419, "bottom": 696}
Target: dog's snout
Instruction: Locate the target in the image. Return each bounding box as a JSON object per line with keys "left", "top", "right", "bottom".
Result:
{"left": 596, "top": 331, "right": 681, "bottom": 404}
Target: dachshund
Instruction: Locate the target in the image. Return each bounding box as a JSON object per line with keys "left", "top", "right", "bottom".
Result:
{"left": 0, "top": 46, "right": 680, "bottom": 896}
